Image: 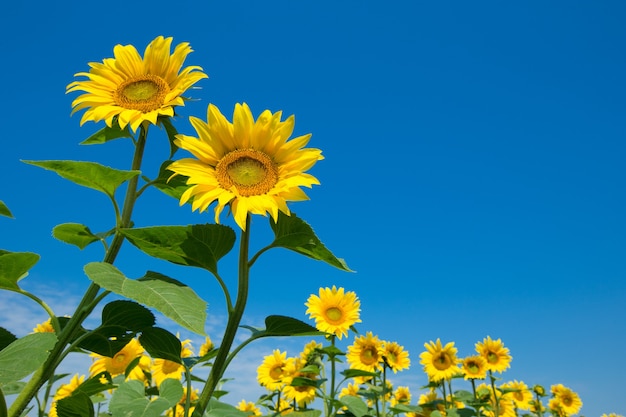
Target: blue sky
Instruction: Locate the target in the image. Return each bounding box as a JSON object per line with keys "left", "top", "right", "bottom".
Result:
{"left": 1, "top": 1, "right": 625, "bottom": 416}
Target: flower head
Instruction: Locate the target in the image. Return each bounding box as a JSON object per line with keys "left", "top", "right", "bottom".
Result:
{"left": 48, "top": 374, "right": 85, "bottom": 417}
{"left": 305, "top": 286, "right": 361, "bottom": 339}
{"left": 347, "top": 331, "right": 384, "bottom": 374}
{"left": 460, "top": 355, "right": 488, "bottom": 380}
{"left": 475, "top": 336, "right": 511, "bottom": 373}
{"left": 281, "top": 358, "right": 319, "bottom": 407}
{"left": 199, "top": 336, "right": 214, "bottom": 357}
{"left": 168, "top": 103, "right": 323, "bottom": 230}
{"left": 257, "top": 350, "right": 293, "bottom": 391}
{"left": 419, "top": 339, "right": 459, "bottom": 382}
{"left": 236, "top": 400, "right": 262, "bottom": 417}
{"left": 33, "top": 318, "right": 55, "bottom": 333}
{"left": 390, "top": 386, "right": 412, "bottom": 407}
{"left": 67, "top": 36, "right": 207, "bottom": 133}
{"left": 550, "top": 384, "right": 582, "bottom": 416}
{"left": 151, "top": 337, "right": 193, "bottom": 387}
{"left": 90, "top": 338, "right": 150, "bottom": 381}
{"left": 381, "top": 341, "right": 410, "bottom": 373}
{"left": 501, "top": 380, "right": 532, "bottom": 410}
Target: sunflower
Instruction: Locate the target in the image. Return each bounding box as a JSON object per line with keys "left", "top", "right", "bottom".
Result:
{"left": 198, "top": 336, "right": 214, "bottom": 357}
{"left": 339, "top": 382, "right": 360, "bottom": 398}
{"left": 282, "top": 358, "right": 318, "bottom": 407}
{"left": 305, "top": 286, "right": 361, "bottom": 339}
{"left": 550, "top": 384, "right": 582, "bottom": 416}
{"left": 33, "top": 318, "right": 54, "bottom": 333}
{"left": 381, "top": 341, "right": 410, "bottom": 373}
{"left": 475, "top": 336, "right": 512, "bottom": 373}
{"left": 299, "top": 340, "right": 323, "bottom": 363}
{"left": 89, "top": 338, "right": 150, "bottom": 381}
{"left": 347, "top": 332, "right": 384, "bottom": 374}
{"left": 501, "top": 380, "right": 532, "bottom": 410}
{"left": 236, "top": 400, "right": 262, "bottom": 417}
{"left": 167, "top": 103, "right": 323, "bottom": 231}
{"left": 48, "top": 374, "right": 85, "bottom": 417}
{"left": 151, "top": 337, "right": 193, "bottom": 387}
{"left": 67, "top": 36, "right": 207, "bottom": 133}
{"left": 257, "top": 350, "right": 293, "bottom": 391}
{"left": 477, "top": 384, "right": 516, "bottom": 417}
{"left": 390, "top": 386, "right": 412, "bottom": 407}
{"left": 460, "top": 355, "right": 488, "bottom": 380}
{"left": 419, "top": 339, "right": 459, "bottom": 382}
{"left": 166, "top": 387, "right": 199, "bottom": 417}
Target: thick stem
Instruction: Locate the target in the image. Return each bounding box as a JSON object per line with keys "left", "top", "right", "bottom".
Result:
{"left": 194, "top": 215, "right": 251, "bottom": 416}
{"left": 8, "top": 124, "right": 149, "bottom": 417}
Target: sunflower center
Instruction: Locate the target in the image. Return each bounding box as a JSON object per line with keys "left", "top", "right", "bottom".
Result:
{"left": 269, "top": 365, "right": 284, "bottom": 380}
{"left": 360, "top": 347, "right": 379, "bottom": 366}
{"left": 562, "top": 395, "right": 573, "bottom": 406}
{"left": 487, "top": 352, "right": 499, "bottom": 364}
{"left": 433, "top": 353, "right": 452, "bottom": 370}
{"left": 161, "top": 359, "right": 180, "bottom": 374}
{"left": 114, "top": 353, "right": 126, "bottom": 363}
{"left": 325, "top": 307, "right": 343, "bottom": 323}
{"left": 513, "top": 391, "right": 523, "bottom": 401}
{"left": 216, "top": 149, "right": 278, "bottom": 196}
{"left": 114, "top": 74, "right": 170, "bottom": 113}
{"left": 467, "top": 362, "right": 479, "bottom": 374}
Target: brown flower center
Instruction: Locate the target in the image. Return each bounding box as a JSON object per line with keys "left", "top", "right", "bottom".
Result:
{"left": 487, "top": 352, "right": 499, "bottom": 364}
{"left": 360, "top": 347, "right": 379, "bottom": 366}
{"left": 114, "top": 74, "right": 170, "bottom": 112}
{"left": 269, "top": 364, "right": 284, "bottom": 380}
{"left": 433, "top": 352, "right": 452, "bottom": 370}
{"left": 216, "top": 149, "right": 278, "bottom": 196}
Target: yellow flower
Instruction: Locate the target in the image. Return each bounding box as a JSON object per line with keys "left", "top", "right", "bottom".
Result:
{"left": 166, "top": 387, "right": 199, "bottom": 417}
{"left": 300, "top": 340, "right": 323, "bottom": 363}
{"left": 601, "top": 414, "right": 623, "bottom": 417}
{"left": 460, "top": 355, "right": 487, "bottom": 380}
{"left": 347, "top": 332, "right": 384, "bottom": 374}
{"left": 419, "top": 339, "right": 459, "bottom": 381}
{"left": 550, "top": 384, "right": 582, "bottom": 416}
{"left": 236, "top": 400, "right": 262, "bottom": 417}
{"left": 90, "top": 338, "right": 150, "bottom": 381}
{"left": 152, "top": 338, "right": 193, "bottom": 387}
{"left": 475, "top": 336, "right": 511, "bottom": 373}
{"left": 257, "top": 350, "right": 293, "bottom": 391}
{"left": 48, "top": 374, "right": 85, "bottom": 417}
{"left": 199, "top": 336, "right": 214, "bottom": 357}
{"left": 339, "top": 382, "right": 360, "bottom": 398}
{"left": 305, "top": 286, "right": 361, "bottom": 339}
{"left": 168, "top": 103, "right": 323, "bottom": 230}
{"left": 33, "top": 318, "right": 54, "bottom": 333}
{"left": 67, "top": 36, "right": 207, "bottom": 133}
{"left": 477, "top": 383, "right": 516, "bottom": 417}
{"left": 381, "top": 341, "right": 410, "bottom": 373}
{"left": 282, "top": 358, "right": 318, "bottom": 407}
{"left": 390, "top": 386, "right": 411, "bottom": 407}
{"left": 501, "top": 380, "right": 532, "bottom": 410}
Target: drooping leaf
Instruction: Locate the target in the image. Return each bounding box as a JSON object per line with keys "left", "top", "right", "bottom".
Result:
{"left": 139, "top": 327, "right": 182, "bottom": 363}
{"left": 108, "top": 378, "right": 183, "bottom": 417}
{"left": 0, "top": 333, "right": 56, "bottom": 385}
{"left": 24, "top": 160, "right": 140, "bottom": 198}
{"left": 340, "top": 369, "right": 378, "bottom": 379}
{"left": 159, "top": 117, "right": 180, "bottom": 158}
{"left": 121, "top": 224, "right": 235, "bottom": 275}
{"left": 0, "top": 201, "right": 13, "bottom": 218}
{"left": 204, "top": 398, "right": 250, "bottom": 417}
{"left": 53, "top": 223, "right": 100, "bottom": 250}
{"left": 338, "top": 396, "right": 368, "bottom": 417}
{"left": 0, "top": 250, "right": 40, "bottom": 290}
{"left": 151, "top": 160, "right": 189, "bottom": 201}
{"left": 0, "top": 328, "right": 17, "bottom": 351}
{"left": 77, "top": 326, "right": 134, "bottom": 357}
{"left": 56, "top": 392, "right": 94, "bottom": 417}
{"left": 84, "top": 263, "right": 207, "bottom": 335}
{"left": 270, "top": 212, "right": 352, "bottom": 271}
{"left": 79, "top": 123, "right": 133, "bottom": 145}
{"left": 263, "top": 315, "right": 322, "bottom": 337}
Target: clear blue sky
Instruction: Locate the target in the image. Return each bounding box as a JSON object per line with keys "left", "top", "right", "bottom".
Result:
{"left": 1, "top": 1, "right": 625, "bottom": 416}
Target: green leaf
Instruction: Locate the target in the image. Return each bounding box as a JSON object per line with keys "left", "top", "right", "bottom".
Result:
{"left": 0, "top": 381, "right": 26, "bottom": 395}
{"left": 263, "top": 315, "right": 322, "bottom": 337}
{"left": 121, "top": 224, "right": 235, "bottom": 275}
{"left": 159, "top": 117, "right": 180, "bottom": 159}
{"left": 73, "top": 372, "right": 115, "bottom": 397}
{"left": 24, "top": 160, "right": 140, "bottom": 198}
{"left": 80, "top": 123, "right": 133, "bottom": 145}
{"left": 270, "top": 212, "right": 352, "bottom": 271}
{"left": 339, "top": 395, "right": 368, "bottom": 417}
{"left": 0, "top": 328, "right": 17, "bottom": 351}
{"left": 56, "top": 392, "right": 94, "bottom": 417}
{"left": 0, "top": 250, "right": 40, "bottom": 290}
{"left": 0, "top": 201, "right": 13, "bottom": 218}
{"left": 0, "top": 333, "right": 57, "bottom": 385}
{"left": 53, "top": 223, "right": 100, "bottom": 250}
{"left": 340, "top": 369, "right": 378, "bottom": 379}
{"left": 84, "top": 263, "right": 207, "bottom": 335}
{"left": 204, "top": 398, "right": 249, "bottom": 417}
{"left": 287, "top": 412, "right": 322, "bottom": 417}
{"left": 109, "top": 379, "right": 183, "bottom": 417}
{"left": 151, "top": 160, "right": 189, "bottom": 201}
{"left": 139, "top": 327, "right": 182, "bottom": 363}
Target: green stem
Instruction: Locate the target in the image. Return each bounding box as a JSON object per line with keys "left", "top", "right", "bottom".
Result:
{"left": 0, "top": 386, "right": 7, "bottom": 417}
{"left": 8, "top": 289, "right": 60, "bottom": 333}
{"left": 488, "top": 371, "right": 500, "bottom": 417}
{"left": 194, "top": 215, "right": 252, "bottom": 416}
{"left": 328, "top": 336, "right": 337, "bottom": 417}
{"left": 8, "top": 123, "right": 149, "bottom": 417}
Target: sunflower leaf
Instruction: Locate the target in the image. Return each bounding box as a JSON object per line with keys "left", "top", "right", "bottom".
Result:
{"left": 79, "top": 122, "right": 133, "bottom": 145}
{"left": 108, "top": 379, "right": 183, "bottom": 417}
{"left": 139, "top": 327, "right": 182, "bottom": 364}
{"left": 0, "top": 333, "right": 57, "bottom": 385}
{"left": 120, "top": 224, "right": 235, "bottom": 275}
{"left": 0, "top": 250, "right": 40, "bottom": 290}
{"left": 262, "top": 315, "right": 322, "bottom": 337}
{"left": 151, "top": 161, "right": 189, "bottom": 201}
{"left": 56, "top": 392, "right": 94, "bottom": 417}
{"left": 204, "top": 398, "right": 250, "bottom": 417}
{"left": 23, "top": 160, "right": 140, "bottom": 198}
{"left": 159, "top": 117, "right": 180, "bottom": 159}
{"left": 339, "top": 396, "right": 368, "bottom": 417}
{"left": 84, "top": 263, "right": 207, "bottom": 335}
{"left": 0, "top": 201, "right": 13, "bottom": 218}
{"left": 0, "top": 328, "right": 17, "bottom": 351}
{"left": 270, "top": 212, "right": 353, "bottom": 272}
{"left": 53, "top": 223, "right": 100, "bottom": 250}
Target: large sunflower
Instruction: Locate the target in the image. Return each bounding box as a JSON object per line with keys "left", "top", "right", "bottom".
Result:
{"left": 67, "top": 36, "right": 207, "bottom": 133}
{"left": 168, "top": 103, "right": 323, "bottom": 231}
{"left": 501, "top": 380, "right": 533, "bottom": 410}
{"left": 89, "top": 338, "right": 150, "bottom": 381}
{"left": 550, "top": 384, "right": 583, "bottom": 416}
{"left": 257, "top": 350, "right": 293, "bottom": 391}
{"left": 305, "top": 286, "right": 361, "bottom": 340}
{"left": 475, "top": 336, "right": 512, "bottom": 373}
{"left": 346, "top": 331, "right": 384, "bottom": 374}
{"left": 419, "top": 339, "right": 459, "bottom": 382}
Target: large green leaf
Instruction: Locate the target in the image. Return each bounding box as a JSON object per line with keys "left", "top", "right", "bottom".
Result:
{"left": 0, "top": 201, "right": 13, "bottom": 218}
{"left": 53, "top": 223, "right": 100, "bottom": 250}
{"left": 0, "top": 250, "right": 40, "bottom": 290}
{"left": 84, "top": 263, "right": 207, "bottom": 335}
{"left": 339, "top": 396, "right": 369, "bottom": 417}
{"left": 56, "top": 392, "right": 94, "bottom": 417}
{"left": 0, "top": 333, "right": 57, "bottom": 385}
{"left": 108, "top": 379, "right": 183, "bottom": 417}
{"left": 270, "top": 212, "right": 352, "bottom": 271}
{"left": 121, "top": 224, "right": 235, "bottom": 275}
{"left": 0, "top": 328, "right": 17, "bottom": 351}
{"left": 79, "top": 123, "right": 133, "bottom": 145}
{"left": 204, "top": 399, "right": 249, "bottom": 417}
{"left": 24, "top": 160, "right": 140, "bottom": 198}
{"left": 263, "top": 316, "right": 322, "bottom": 337}
{"left": 139, "top": 327, "right": 183, "bottom": 363}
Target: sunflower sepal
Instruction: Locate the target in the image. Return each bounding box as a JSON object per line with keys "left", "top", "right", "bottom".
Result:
{"left": 79, "top": 119, "right": 133, "bottom": 145}
{"left": 269, "top": 212, "right": 352, "bottom": 272}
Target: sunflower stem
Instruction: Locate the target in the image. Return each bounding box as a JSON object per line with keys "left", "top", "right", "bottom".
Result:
{"left": 328, "top": 335, "right": 337, "bottom": 417}
{"left": 7, "top": 123, "right": 149, "bottom": 417}
{"left": 194, "top": 215, "right": 252, "bottom": 416}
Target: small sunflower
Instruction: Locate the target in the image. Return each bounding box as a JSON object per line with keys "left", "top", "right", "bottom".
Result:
{"left": 475, "top": 336, "right": 512, "bottom": 373}
{"left": 67, "top": 36, "right": 207, "bottom": 133}
{"left": 305, "top": 286, "right": 361, "bottom": 339}
{"left": 257, "top": 350, "right": 293, "bottom": 391}
{"left": 89, "top": 338, "right": 150, "bottom": 381}
{"left": 460, "top": 355, "right": 488, "bottom": 380}
{"left": 477, "top": 384, "right": 516, "bottom": 417}
{"left": 299, "top": 340, "right": 323, "bottom": 363}
{"left": 168, "top": 103, "right": 323, "bottom": 231}
{"left": 339, "top": 382, "right": 361, "bottom": 398}
{"left": 550, "top": 384, "right": 582, "bottom": 416}
{"left": 346, "top": 332, "right": 384, "bottom": 374}
{"left": 282, "top": 358, "right": 318, "bottom": 407}
{"left": 151, "top": 337, "right": 193, "bottom": 387}
{"left": 419, "top": 339, "right": 459, "bottom": 382}
{"left": 381, "top": 341, "right": 410, "bottom": 373}
{"left": 166, "top": 387, "right": 199, "bottom": 417}
{"left": 236, "top": 400, "right": 262, "bottom": 417}
{"left": 199, "top": 336, "right": 214, "bottom": 357}
{"left": 501, "top": 380, "right": 532, "bottom": 410}
{"left": 33, "top": 318, "right": 55, "bottom": 333}
{"left": 390, "top": 386, "right": 412, "bottom": 407}
{"left": 48, "top": 374, "right": 85, "bottom": 417}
